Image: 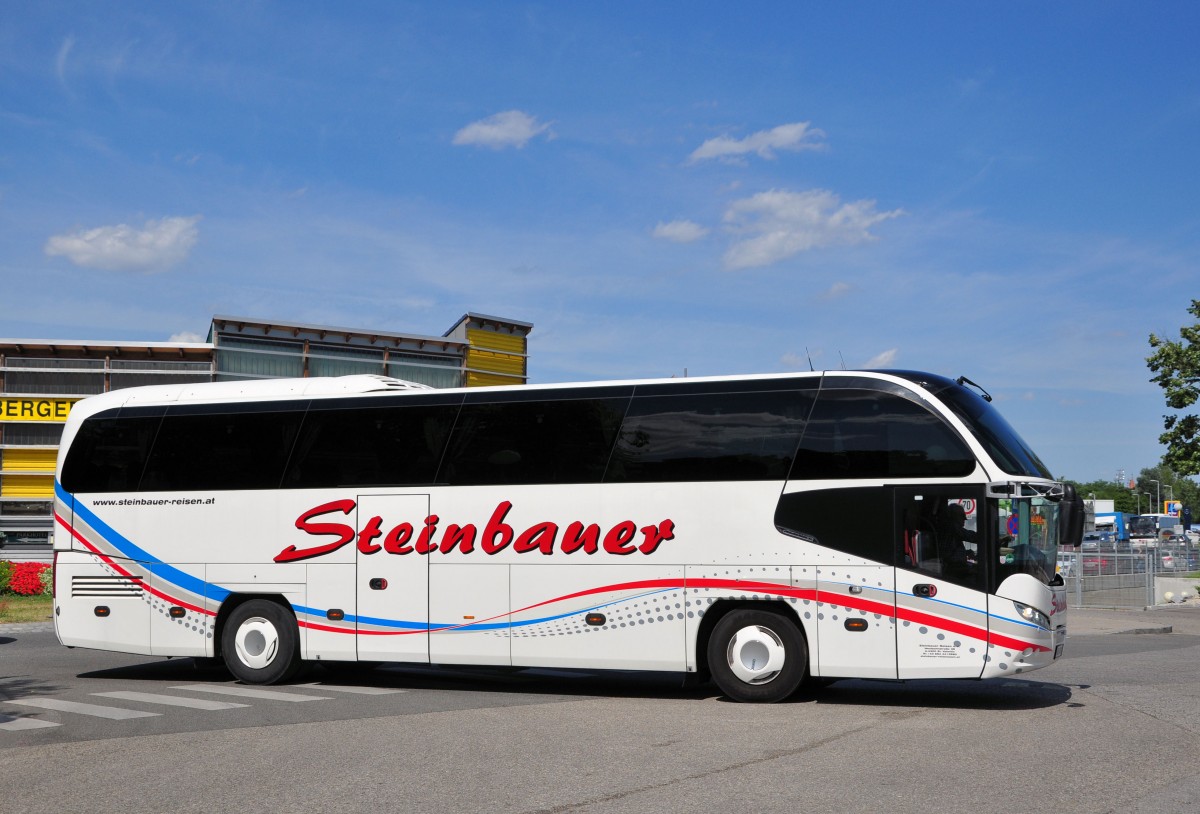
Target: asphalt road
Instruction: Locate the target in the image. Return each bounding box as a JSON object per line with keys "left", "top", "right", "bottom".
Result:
{"left": 3, "top": 625, "right": 1200, "bottom": 814}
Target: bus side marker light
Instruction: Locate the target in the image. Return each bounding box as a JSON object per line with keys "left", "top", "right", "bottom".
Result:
{"left": 94, "top": 606, "right": 110, "bottom": 617}
{"left": 844, "top": 618, "right": 869, "bottom": 632}
{"left": 169, "top": 606, "right": 186, "bottom": 619}
{"left": 585, "top": 613, "right": 606, "bottom": 626}
{"left": 327, "top": 609, "right": 345, "bottom": 621}
{"left": 369, "top": 578, "right": 388, "bottom": 590}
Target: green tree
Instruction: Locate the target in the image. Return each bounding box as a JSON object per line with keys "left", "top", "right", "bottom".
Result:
{"left": 1148, "top": 299, "right": 1200, "bottom": 476}
{"left": 1134, "top": 465, "right": 1200, "bottom": 516}
{"left": 1066, "top": 479, "right": 1140, "bottom": 513}
{"left": 1064, "top": 469, "right": 1199, "bottom": 517}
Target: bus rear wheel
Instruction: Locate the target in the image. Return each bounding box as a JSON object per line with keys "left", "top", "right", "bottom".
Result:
{"left": 707, "top": 609, "right": 806, "bottom": 703}
{"left": 221, "top": 599, "right": 300, "bottom": 685}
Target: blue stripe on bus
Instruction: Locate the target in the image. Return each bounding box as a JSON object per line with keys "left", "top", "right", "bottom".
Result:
{"left": 57, "top": 481, "right": 230, "bottom": 603}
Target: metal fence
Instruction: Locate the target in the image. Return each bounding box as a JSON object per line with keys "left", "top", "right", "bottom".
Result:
{"left": 1058, "top": 550, "right": 1200, "bottom": 608}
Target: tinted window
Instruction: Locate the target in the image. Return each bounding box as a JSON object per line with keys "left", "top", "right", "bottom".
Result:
{"left": 606, "top": 389, "right": 812, "bottom": 482}
{"left": 61, "top": 410, "right": 162, "bottom": 493}
{"left": 774, "top": 487, "right": 894, "bottom": 562}
{"left": 285, "top": 401, "right": 457, "bottom": 488}
{"left": 931, "top": 380, "right": 1052, "bottom": 478}
{"left": 897, "top": 487, "right": 988, "bottom": 591}
{"left": 790, "top": 389, "right": 974, "bottom": 480}
{"left": 440, "top": 397, "right": 629, "bottom": 485}
{"left": 139, "top": 405, "right": 305, "bottom": 491}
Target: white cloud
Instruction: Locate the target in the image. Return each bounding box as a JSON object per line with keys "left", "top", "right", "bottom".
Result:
{"left": 44, "top": 215, "right": 201, "bottom": 272}
{"left": 864, "top": 348, "right": 899, "bottom": 368}
{"left": 452, "top": 110, "right": 553, "bottom": 150}
{"left": 55, "top": 35, "right": 75, "bottom": 87}
{"left": 168, "top": 331, "right": 205, "bottom": 343}
{"left": 822, "top": 282, "right": 852, "bottom": 300}
{"left": 688, "top": 122, "right": 825, "bottom": 164}
{"left": 780, "top": 351, "right": 820, "bottom": 370}
{"left": 721, "top": 189, "right": 904, "bottom": 270}
{"left": 652, "top": 219, "right": 709, "bottom": 243}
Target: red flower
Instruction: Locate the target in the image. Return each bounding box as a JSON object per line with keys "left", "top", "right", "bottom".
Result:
{"left": 9, "top": 562, "right": 51, "bottom": 596}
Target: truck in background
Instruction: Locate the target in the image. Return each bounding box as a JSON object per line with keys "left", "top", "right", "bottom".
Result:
{"left": 1094, "top": 511, "right": 1131, "bottom": 545}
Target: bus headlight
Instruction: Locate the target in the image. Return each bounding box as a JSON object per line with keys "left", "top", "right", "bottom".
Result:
{"left": 1013, "top": 601, "right": 1051, "bottom": 630}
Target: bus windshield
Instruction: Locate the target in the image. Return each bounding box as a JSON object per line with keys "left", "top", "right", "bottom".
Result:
{"left": 1129, "top": 516, "right": 1158, "bottom": 539}
{"left": 995, "top": 491, "right": 1062, "bottom": 585}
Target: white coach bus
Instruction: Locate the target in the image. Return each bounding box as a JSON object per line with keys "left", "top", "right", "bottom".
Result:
{"left": 52, "top": 370, "right": 1080, "bottom": 702}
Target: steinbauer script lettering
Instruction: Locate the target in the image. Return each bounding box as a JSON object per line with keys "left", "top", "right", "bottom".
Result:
{"left": 276, "top": 499, "right": 676, "bottom": 562}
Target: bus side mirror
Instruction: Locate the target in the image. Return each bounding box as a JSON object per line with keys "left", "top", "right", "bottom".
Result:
{"left": 1059, "top": 483, "right": 1084, "bottom": 548}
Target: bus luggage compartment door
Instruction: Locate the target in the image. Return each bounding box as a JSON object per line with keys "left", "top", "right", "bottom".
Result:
{"left": 814, "top": 565, "right": 897, "bottom": 679}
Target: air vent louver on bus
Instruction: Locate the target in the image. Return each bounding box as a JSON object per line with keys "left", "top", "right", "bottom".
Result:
{"left": 360, "top": 375, "right": 435, "bottom": 392}
{"left": 71, "top": 575, "right": 144, "bottom": 598}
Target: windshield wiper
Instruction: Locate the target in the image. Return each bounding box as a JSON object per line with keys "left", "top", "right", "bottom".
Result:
{"left": 956, "top": 376, "right": 993, "bottom": 402}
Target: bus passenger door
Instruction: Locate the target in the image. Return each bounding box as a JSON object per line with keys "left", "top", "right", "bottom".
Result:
{"left": 356, "top": 494, "right": 429, "bottom": 663}
{"left": 894, "top": 486, "right": 989, "bottom": 679}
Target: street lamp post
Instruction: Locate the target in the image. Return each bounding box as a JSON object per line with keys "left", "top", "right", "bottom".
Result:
{"left": 1152, "top": 480, "right": 1161, "bottom": 513}
{"left": 1135, "top": 492, "right": 1142, "bottom": 514}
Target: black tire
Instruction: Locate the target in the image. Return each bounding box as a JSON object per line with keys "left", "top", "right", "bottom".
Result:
{"left": 221, "top": 599, "right": 301, "bottom": 685}
{"left": 706, "top": 608, "right": 807, "bottom": 703}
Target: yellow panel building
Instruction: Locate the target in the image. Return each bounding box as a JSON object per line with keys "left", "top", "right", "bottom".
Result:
{"left": 444, "top": 313, "right": 533, "bottom": 388}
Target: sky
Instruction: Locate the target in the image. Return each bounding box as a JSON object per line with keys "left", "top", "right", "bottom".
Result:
{"left": 1, "top": 2, "right": 1198, "bottom": 486}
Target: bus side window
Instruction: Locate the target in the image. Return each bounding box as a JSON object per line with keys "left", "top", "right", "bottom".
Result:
{"left": 439, "top": 396, "right": 629, "bottom": 486}
{"left": 896, "top": 492, "right": 986, "bottom": 590}
{"left": 139, "top": 408, "right": 305, "bottom": 491}
{"left": 790, "top": 388, "right": 975, "bottom": 480}
{"left": 774, "top": 487, "right": 893, "bottom": 564}
{"left": 61, "top": 412, "right": 162, "bottom": 493}
{"left": 606, "top": 390, "right": 811, "bottom": 483}
{"left": 284, "top": 402, "right": 457, "bottom": 488}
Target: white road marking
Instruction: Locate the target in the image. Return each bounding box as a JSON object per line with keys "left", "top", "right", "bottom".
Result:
{"left": 169, "top": 684, "right": 331, "bottom": 702}
{"left": 0, "top": 714, "right": 60, "bottom": 731}
{"left": 7, "top": 698, "right": 160, "bottom": 720}
{"left": 92, "top": 691, "right": 250, "bottom": 710}
{"left": 298, "top": 682, "right": 405, "bottom": 695}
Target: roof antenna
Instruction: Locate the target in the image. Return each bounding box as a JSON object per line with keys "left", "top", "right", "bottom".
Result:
{"left": 805, "top": 347, "right": 814, "bottom": 372}
{"left": 838, "top": 351, "right": 847, "bottom": 370}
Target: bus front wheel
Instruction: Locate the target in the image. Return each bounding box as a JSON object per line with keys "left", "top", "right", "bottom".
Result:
{"left": 707, "top": 609, "right": 806, "bottom": 703}
{"left": 221, "top": 599, "right": 300, "bottom": 685}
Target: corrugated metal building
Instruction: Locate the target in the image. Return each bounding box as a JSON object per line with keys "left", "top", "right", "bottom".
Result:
{"left": 0, "top": 312, "right": 531, "bottom": 562}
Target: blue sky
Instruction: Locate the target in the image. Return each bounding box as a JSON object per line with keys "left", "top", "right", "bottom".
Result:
{"left": 2, "top": 2, "right": 1198, "bottom": 485}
